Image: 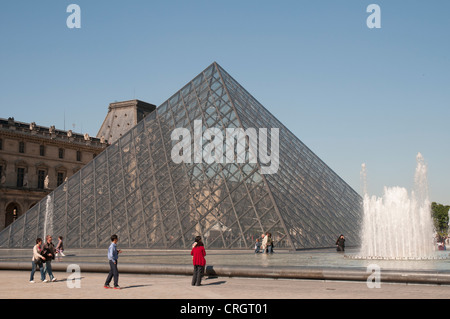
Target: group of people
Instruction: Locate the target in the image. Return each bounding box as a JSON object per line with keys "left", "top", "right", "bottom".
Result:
{"left": 30, "top": 233, "right": 207, "bottom": 289}
{"left": 102, "top": 234, "right": 207, "bottom": 289}
{"left": 30, "top": 235, "right": 64, "bottom": 283}
{"left": 254, "top": 232, "right": 274, "bottom": 254}
{"left": 31, "top": 232, "right": 345, "bottom": 288}
{"left": 104, "top": 233, "right": 277, "bottom": 289}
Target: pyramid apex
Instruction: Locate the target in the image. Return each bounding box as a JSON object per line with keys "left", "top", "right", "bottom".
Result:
{"left": 212, "top": 61, "right": 223, "bottom": 69}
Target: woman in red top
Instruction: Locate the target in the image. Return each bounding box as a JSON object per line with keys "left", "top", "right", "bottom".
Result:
{"left": 190, "top": 236, "right": 206, "bottom": 286}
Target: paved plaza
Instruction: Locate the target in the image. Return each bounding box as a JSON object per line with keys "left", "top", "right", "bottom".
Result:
{"left": 1, "top": 258, "right": 449, "bottom": 317}
{"left": 2, "top": 269, "right": 450, "bottom": 299}
{"left": 1, "top": 246, "right": 450, "bottom": 316}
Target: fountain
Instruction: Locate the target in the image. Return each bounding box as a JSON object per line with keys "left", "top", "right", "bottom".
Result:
{"left": 351, "top": 153, "right": 441, "bottom": 260}
{"left": 43, "top": 194, "right": 54, "bottom": 237}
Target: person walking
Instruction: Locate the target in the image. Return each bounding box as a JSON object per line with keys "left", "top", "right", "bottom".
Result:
{"left": 336, "top": 234, "right": 345, "bottom": 252}
{"left": 104, "top": 234, "right": 121, "bottom": 289}
{"left": 55, "top": 236, "right": 65, "bottom": 257}
{"left": 254, "top": 238, "right": 262, "bottom": 253}
{"left": 41, "top": 235, "right": 56, "bottom": 282}
{"left": 190, "top": 236, "right": 206, "bottom": 286}
{"left": 261, "top": 233, "right": 268, "bottom": 252}
{"left": 266, "top": 233, "right": 274, "bottom": 254}
{"left": 30, "top": 238, "right": 46, "bottom": 283}
{"left": 261, "top": 232, "right": 274, "bottom": 253}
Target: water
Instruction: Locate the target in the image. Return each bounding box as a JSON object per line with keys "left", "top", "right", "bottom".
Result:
{"left": 43, "top": 194, "right": 53, "bottom": 237}
{"left": 1, "top": 247, "right": 449, "bottom": 271}
{"left": 357, "top": 153, "right": 436, "bottom": 260}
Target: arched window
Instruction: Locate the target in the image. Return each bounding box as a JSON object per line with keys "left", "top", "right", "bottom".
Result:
{"left": 5, "top": 203, "right": 21, "bottom": 227}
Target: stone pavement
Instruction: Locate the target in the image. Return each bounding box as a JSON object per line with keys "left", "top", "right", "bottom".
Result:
{"left": 2, "top": 269, "right": 450, "bottom": 299}
{"left": 2, "top": 269, "right": 449, "bottom": 317}
{"left": 2, "top": 247, "right": 450, "bottom": 318}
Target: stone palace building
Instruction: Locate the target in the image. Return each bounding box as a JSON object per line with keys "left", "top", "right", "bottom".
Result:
{"left": 0, "top": 99, "right": 155, "bottom": 230}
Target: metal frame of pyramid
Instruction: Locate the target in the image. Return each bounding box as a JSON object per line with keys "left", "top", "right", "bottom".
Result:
{"left": 0, "top": 62, "right": 362, "bottom": 250}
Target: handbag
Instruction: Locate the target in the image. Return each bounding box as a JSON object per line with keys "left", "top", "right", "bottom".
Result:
{"left": 34, "top": 257, "right": 43, "bottom": 265}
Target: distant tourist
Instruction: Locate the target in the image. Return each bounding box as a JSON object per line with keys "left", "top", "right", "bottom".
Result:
{"left": 104, "top": 234, "right": 122, "bottom": 289}
{"left": 41, "top": 235, "right": 57, "bottom": 282}
{"left": 56, "top": 236, "right": 65, "bottom": 257}
{"left": 29, "top": 238, "right": 46, "bottom": 283}
{"left": 254, "top": 238, "right": 262, "bottom": 253}
{"left": 336, "top": 234, "right": 345, "bottom": 252}
{"left": 266, "top": 233, "right": 274, "bottom": 254}
{"left": 191, "top": 236, "right": 206, "bottom": 286}
{"left": 261, "top": 233, "right": 268, "bottom": 252}
{"left": 261, "top": 232, "right": 274, "bottom": 253}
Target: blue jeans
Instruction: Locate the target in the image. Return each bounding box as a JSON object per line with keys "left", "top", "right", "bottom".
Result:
{"left": 30, "top": 261, "right": 45, "bottom": 281}
{"left": 43, "top": 260, "right": 54, "bottom": 280}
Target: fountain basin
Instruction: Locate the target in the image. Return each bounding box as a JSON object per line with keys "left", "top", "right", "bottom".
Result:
{"left": 345, "top": 252, "right": 450, "bottom": 261}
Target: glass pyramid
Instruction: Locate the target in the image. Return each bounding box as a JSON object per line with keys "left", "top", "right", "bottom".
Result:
{"left": 0, "top": 62, "right": 362, "bottom": 249}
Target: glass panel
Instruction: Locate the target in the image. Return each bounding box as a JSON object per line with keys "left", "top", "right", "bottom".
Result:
{"left": 22, "top": 205, "right": 40, "bottom": 246}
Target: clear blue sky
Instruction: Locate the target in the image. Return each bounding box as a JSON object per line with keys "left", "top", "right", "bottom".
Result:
{"left": 1, "top": 1, "right": 449, "bottom": 204}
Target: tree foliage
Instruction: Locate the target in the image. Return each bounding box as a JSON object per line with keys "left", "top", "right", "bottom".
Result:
{"left": 431, "top": 202, "right": 450, "bottom": 239}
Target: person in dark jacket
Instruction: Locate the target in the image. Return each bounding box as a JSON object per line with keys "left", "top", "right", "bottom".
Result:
{"left": 190, "top": 236, "right": 206, "bottom": 286}
{"left": 336, "top": 234, "right": 345, "bottom": 252}
{"left": 42, "top": 235, "right": 56, "bottom": 282}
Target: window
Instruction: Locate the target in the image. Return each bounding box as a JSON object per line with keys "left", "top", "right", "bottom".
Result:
{"left": 40, "top": 145, "right": 45, "bottom": 156}
{"left": 0, "top": 138, "right": 3, "bottom": 150}
{"left": 58, "top": 148, "right": 64, "bottom": 159}
{"left": 17, "top": 168, "right": 25, "bottom": 187}
{"left": 37, "top": 170, "right": 46, "bottom": 189}
{"left": 76, "top": 150, "right": 81, "bottom": 161}
{"left": 57, "top": 172, "right": 65, "bottom": 186}
{"left": 19, "top": 141, "right": 25, "bottom": 153}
